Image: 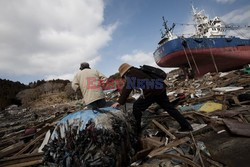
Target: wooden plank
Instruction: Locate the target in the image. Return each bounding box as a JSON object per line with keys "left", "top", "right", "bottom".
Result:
{"left": 190, "top": 132, "right": 205, "bottom": 167}
{"left": 205, "top": 157, "right": 224, "bottom": 167}
{"left": 0, "top": 140, "right": 16, "bottom": 151}
{"left": 144, "top": 137, "right": 164, "bottom": 148}
{"left": 0, "top": 139, "right": 16, "bottom": 148}
{"left": 152, "top": 119, "right": 176, "bottom": 140}
{"left": 15, "top": 132, "right": 46, "bottom": 156}
{"left": 0, "top": 153, "right": 43, "bottom": 167}
{"left": 0, "top": 125, "right": 25, "bottom": 136}
{"left": 187, "top": 94, "right": 215, "bottom": 104}
{"left": 148, "top": 136, "right": 190, "bottom": 158}
{"left": 0, "top": 129, "right": 25, "bottom": 141}
{"left": 239, "top": 114, "right": 248, "bottom": 123}
{"left": 232, "top": 96, "right": 241, "bottom": 106}
{"left": 3, "top": 160, "right": 43, "bottom": 167}
{"left": 240, "top": 100, "right": 250, "bottom": 105}
{"left": 38, "top": 130, "right": 51, "bottom": 153}
{"left": 0, "top": 130, "right": 34, "bottom": 146}
{"left": 131, "top": 148, "right": 153, "bottom": 162}
{"left": 193, "top": 112, "right": 210, "bottom": 119}
{"left": 35, "top": 125, "right": 52, "bottom": 137}
{"left": 0, "top": 141, "right": 24, "bottom": 158}
{"left": 210, "top": 108, "right": 249, "bottom": 117}
{"left": 223, "top": 119, "right": 250, "bottom": 137}
{"left": 195, "top": 116, "right": 206, "bottom": 124}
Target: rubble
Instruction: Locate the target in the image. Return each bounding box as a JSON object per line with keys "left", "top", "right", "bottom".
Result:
{"left": 130, "top": 67, "right": 250, "bottom": 167}
{"left": 0, "top": 67, "right": 250, "bottom": 167}
{"left": 43, "top": 107, "right": 137, "bottom": 166}
{"left": 0, "top": 103, "right": 73, "bottom": 167}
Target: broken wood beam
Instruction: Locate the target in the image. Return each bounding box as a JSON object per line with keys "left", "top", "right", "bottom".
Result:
{"left": 232, "top": 96, "right": 241, "bottom": 106}
{"left": 15, "top": 132, "right": 46, "bottom": 156}
{"left": 148, "top": 136, "right": 190, "bottom": 158}
{"left": 142, "top": 137, "right": 164, "bottom": 148}
{"left": 131, "top": 148, "right": 153, "bottom": 162}
{"left": 4, "top": 160, "right": 43, "bottom": 167}
{"left": 223, "top": 119, "right": 250, "bottom": 137}
{"left": 0, "top": 141, "right": 24, "bottom": 159}
{"left": 239, "top": 114, "right": 248, "bottom": 123}
{"left": 190, "top": 132, "right": 205, "bottom": 167}
{"left": 193, "top": 112, "right": 210, "bottom": 119}
{"left": 0, "top": 153, "right": 43, "bottom": 167}
{"left": 152, "top": 119, "right": 176, "bottom": 140}
{"left": 204, "top": 156, "right": 224, "bottom": 167}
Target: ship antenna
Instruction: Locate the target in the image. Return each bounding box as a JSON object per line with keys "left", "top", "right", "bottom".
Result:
{"left": 160, "top": 29, "right": 164, "bottom": 38}
{"left": 162, "top": 16, "right": 169, "bottom": 32}
{"left": 191, "top": 4, "right": 196, "bottom": 15}
{"left": 169, "top": 23, "right": 176, "bottom": 33}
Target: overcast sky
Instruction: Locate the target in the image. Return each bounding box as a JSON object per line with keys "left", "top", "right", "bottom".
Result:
{"left": 0, "top": 0, "right": 249, "bottom": 84}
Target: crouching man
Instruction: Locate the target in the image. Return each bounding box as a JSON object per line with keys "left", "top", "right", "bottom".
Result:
{"left": 72, "top": 62, "right": 107, "bottom": 109}
{"left": 112, "top": 63, "right": 193, "bottom": 133}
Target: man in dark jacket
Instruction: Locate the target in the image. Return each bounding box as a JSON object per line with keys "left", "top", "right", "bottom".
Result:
{"left": 112, "top": 63, "right": 193, "bottom": 133}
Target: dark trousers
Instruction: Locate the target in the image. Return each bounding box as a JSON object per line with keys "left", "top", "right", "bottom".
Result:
{"left": 133, "top": 92, "right": 191, "bottom": 131}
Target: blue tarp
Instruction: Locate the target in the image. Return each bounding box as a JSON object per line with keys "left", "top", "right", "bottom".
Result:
{"left": 51, "top": 107, "right": 120, "bottom": 140}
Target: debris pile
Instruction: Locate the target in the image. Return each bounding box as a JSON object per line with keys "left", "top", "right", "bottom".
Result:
{"left": 0, "top": 103, "right": 73, "bottom": 166}
{"left": 166, "top": 69, "right": 250, "bottom": 106}
{"left": 129, "top": 68, "right": 250, "bottom": 167}
{"left": 43, "top": 107, "right": 137, "bottom": 167}
{"left": 0, "top": 67, "right": 250, "bottom": 167}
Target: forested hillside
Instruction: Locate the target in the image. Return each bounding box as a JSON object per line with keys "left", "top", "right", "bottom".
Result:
{"left": 0, "top": 79, "right": 28, "bottom": 110}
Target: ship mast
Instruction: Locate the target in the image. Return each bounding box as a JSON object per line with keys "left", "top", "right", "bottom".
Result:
{"left": 161, "top": 16, "right": 176, "bottom": 40}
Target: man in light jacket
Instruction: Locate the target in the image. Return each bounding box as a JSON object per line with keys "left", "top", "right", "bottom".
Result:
{"left": 72, "top": 62, "right": 107, "bottom": 109}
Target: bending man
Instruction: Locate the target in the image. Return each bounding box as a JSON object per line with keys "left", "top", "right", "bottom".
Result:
{"left": 112, "top": 63, "right": 193, "bottom": 133}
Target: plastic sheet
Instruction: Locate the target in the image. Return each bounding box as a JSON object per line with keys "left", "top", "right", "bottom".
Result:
{"left": 51, "top": 107, "right": 120, "bottom": 140}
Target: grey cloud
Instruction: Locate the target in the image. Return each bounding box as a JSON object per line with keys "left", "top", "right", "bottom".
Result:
{"left": 0, "top": 0, "right": 116, "bottom": 80}
{"left": 222, "top": 5, "right": 250, "bottom": 38}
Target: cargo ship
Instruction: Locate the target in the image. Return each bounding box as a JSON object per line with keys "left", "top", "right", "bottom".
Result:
{"left": 153, "top": 6, "right": 250, "bottom": 78}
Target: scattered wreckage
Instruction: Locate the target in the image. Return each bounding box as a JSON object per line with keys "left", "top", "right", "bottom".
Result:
{"left": 0, "top": 67, "right": 250, "bottom": 167}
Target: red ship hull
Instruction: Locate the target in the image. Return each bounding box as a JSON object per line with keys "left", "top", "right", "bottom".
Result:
{"left": 156, "top": 46, "right": 250, "bottom": 77}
